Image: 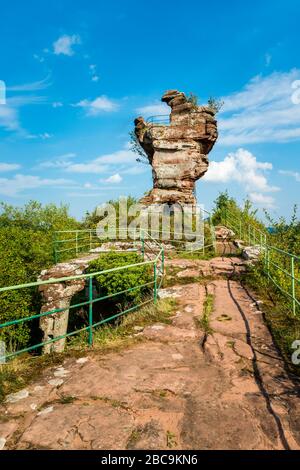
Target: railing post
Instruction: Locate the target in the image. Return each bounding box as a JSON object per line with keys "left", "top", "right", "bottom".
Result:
{"left": 154, "top": 262, "right": 157, "bottom": 304}
{"left": 162, "top": 248, "right": 165, "bottom": 276}
{"left": 260, "top": 232, "right": 263, "bottom": 250}
{"left": 88, "top": 276, "right": 93, "bottom": 346}
{"left": 75, "top": 231, "right": 79, "bottom": 257}
{"left": 267, "top": 247, "right": 270, "bottom": 276}
{"left": 141, "top": 229, "right": 145, "bottom": 260}
{"left": 53, "top": 232, "right": 58, "bottom": 264}
{"left": 89, "top": 230, "right": 92, "bottom": 251}
{"left": 291, "top": 256, "right": 296, "bottom": 316}
{"left": 239, "top": 220, "right": 242, "bottom": 239}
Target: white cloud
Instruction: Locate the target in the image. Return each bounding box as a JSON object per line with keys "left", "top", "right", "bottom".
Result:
{"left": 7, "top": 76, "right": 51, "bottom": 92}
{"left": 104, "top": 173, "right": 122, "bottom": 184}
{"left": 136, "top": 101, "right": 170, "bottom": 117}
{"left": 0, "top": 105, "right": 20, "bottom": 131}
{"left": 121, "top": 165, "right": 148, "bottom": 175}
{"left": 219, "top": 69, "right": 300, "bottom": 145}
{"left": 89, "top": 64, "right": 99, "bottom": 82}
{"left": 249, "top": 192, "right": 276, "bottom": 208}
{"left": 0, "top": 79, "right": 49, "bottom": 135}
{"left": 53, "top": 34, "right": 81, "bottom": 56}
{"left": 0, "top": 174, "right": 74, "bottom": 196}
{"left": 33, "top": 54, "right": 45, "bottom": 63}
{"left": 38, "top": 153, "right": 76, "bottom": 169}
{"left": 0, "top": 162, "right": 21, "bottom": 172}
{"left": 265, "top": 53, "right": 272, "bottom": 67}
{"left": 279, "top": 170, "right": 300, "bottom": 182}
{"left": 73, "top": 95, "right": 119, "bottom": 115}
{"left": 40, "top": 132, "right": 52, "bottom": 140}
{"left": 96, "top": 149, "right": 136, "bottom": 165}
{"left": 66, "top": 162, "right": 108, "bottom": 174}
{"left": 26, "top": 132, "right": 53, "bottom": 140}
{"left": 203, "top": 148, "right": 280, "bottom": 193}
{"left": 52, "top": 102, "right": 63, "bottom": 108}
{"left": 63, "top": 147, "right": 136, "bottom": 174}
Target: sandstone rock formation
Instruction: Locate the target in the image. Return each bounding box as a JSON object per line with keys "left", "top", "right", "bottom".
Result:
{"left": 38, "top": 254, "right": 98, "bottom": 353}
{"left": 134, "top": 90, "right": 218, "bottom": 205}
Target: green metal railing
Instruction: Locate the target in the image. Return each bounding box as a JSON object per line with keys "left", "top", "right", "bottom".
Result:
{"left": 146, "top": 115, "right": 170, "bottom": 126}
{"left": 53, "top": 228, "right": 142, "bottom": 263}
{"left": 221, "top": 208, "right": 300, "bottom": 316}
{"left": 0, "top": 231, "right": 164, "bottom": 362}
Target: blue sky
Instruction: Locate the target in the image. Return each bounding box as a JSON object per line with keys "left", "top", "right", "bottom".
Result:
{"left": 0, "top": 0, "right": 299, "bottom": 220}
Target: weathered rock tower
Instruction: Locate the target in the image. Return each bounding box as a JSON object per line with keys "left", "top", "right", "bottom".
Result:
{"left": 134, "top": 90, "right": 218, "bottom": 205}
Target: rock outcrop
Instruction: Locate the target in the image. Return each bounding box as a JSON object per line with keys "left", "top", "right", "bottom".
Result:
{"left": 38, "top": 254, "right": 99, "bottom": 353}
{"left": 134, "top": 90, "right": 218, "bottom": 205}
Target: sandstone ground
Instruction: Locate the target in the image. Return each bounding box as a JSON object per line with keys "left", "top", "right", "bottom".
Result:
{"left": 1, "top": 253, "right": 300, "bottom": 450}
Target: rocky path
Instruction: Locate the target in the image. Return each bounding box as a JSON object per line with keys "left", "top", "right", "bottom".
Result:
{"left": 1, "top": 256, "right": 300, "bottom": 450}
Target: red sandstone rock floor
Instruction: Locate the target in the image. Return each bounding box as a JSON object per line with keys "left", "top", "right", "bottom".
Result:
{"left": 1, "top": 255, "right": 300, "bottom": 450}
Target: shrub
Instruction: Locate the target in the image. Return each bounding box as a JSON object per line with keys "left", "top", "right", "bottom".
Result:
{"left": 0, "top": 201, "right": 80, "bottom": 354}
{"left": 87, "top": 252, "right": 152, "bottom": 309}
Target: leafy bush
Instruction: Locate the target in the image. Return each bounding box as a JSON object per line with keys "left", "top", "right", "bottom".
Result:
{"left": 87, "top": 252, "right": 152, "bottom": 310}
{"left": 0, "top": 201, "right": 80, "bottom": 353}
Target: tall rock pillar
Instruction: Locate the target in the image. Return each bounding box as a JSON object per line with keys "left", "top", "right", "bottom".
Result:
{"left": 134, "top": 90, "right": 218, "bottom": 205}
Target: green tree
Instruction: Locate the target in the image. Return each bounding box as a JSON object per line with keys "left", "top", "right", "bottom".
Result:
{"left": 0, "top": 201, "right": 80, "bottom": 352}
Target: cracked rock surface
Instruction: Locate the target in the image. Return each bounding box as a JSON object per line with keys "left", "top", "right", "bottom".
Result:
{"left": 1, "top": 255, "right": 300, "bottom": 450}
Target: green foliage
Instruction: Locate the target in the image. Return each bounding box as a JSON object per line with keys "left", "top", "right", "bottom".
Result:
{"left": 87, "top": 252, "right": 152, "bottom": 308}
{"left": 207, "top": 96, "right": 224, "bottom": 114}
{"left": 265, "top": 205, "right": 300, "bottom": 255}
{"left": 212, "top": 191, "right": 264, "bottom": 232}
{"left": 82, "top": 196, "right": 138, "bottom": 229}
{"left": 187, "top": 92, "right": 198, "bottom": 108}
{"left": 0, "top": 201, "right": 80, "bottom": 352}
{"left": 213, "top": 191, "right": 300, "bottom": 371}
{"left": 129, "top": 130, "right": 149, "bottom": 165}
{"left": 244, "top": 262, "right": 300, "bottom": 373}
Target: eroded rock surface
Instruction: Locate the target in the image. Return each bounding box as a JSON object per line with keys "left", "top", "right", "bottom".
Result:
{"left": 2, "top": 256, "right": 300, "bottom": 450}
{"left": 38, "top": 254, "right": 99, "bottom": 353}
{"left": 135, "top": 90, "right": 218, "bottom": 205}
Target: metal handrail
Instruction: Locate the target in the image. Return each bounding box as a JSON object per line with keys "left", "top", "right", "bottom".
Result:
{"left": 0, "top": 230, "right": 164, "bottom": 361}
{"left": 221, "top": 208, "right": 299, "bottom": 316}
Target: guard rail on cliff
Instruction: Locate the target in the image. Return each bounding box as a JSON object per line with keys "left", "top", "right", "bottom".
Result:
{"left": 220, "top": 208, "right": 300, "bottom": 316}
{"left": 0, "top": 231, "right": 164, "bottom": 362}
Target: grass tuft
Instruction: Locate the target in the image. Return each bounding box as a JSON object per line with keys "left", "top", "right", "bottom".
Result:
{"left": 197, "top": 293, "right": 214, "bottom": 334}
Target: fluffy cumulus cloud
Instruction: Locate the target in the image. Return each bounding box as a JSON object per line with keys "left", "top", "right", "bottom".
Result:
{"left": 248, "top": 193, "right": 276, "bottom": 208}
{"left": 53, "top": 34, "right": 81, "bottom": 56}
{"left": 203, "top": 148, "right": 279, "bottom": 208}
{"left": 104, "top": 173, "right": 122, "bottom": 184}
{"left": 0, "top": 174, "right": 74, "bottom": 196}
{"left": 219, "top": 69, "right": 300, "bottom": 145}
{"left": 73, "top": 96, "right": 119, "bottom": 115}
{"left": 136, "top": 101, "right": 170, "bottom": 117}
